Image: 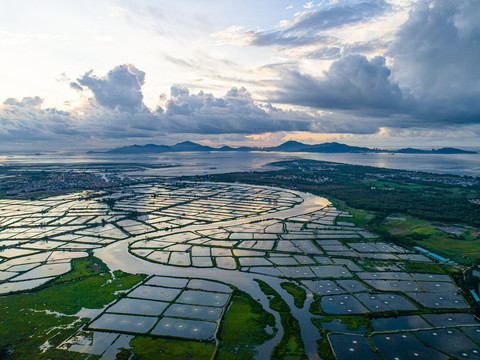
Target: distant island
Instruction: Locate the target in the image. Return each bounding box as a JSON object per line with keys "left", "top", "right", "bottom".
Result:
{"left": 88, "top": 141, "right": 477, "bottom": 155}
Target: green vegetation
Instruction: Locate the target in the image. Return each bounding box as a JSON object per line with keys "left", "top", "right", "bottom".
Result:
{"left": 200, "top": 159, "right": 480, "bottom": 228}
{"left": 280, "top": 282, "right": 307, "bottom": 308}
{"left": 309, "top": 296, "right": 323, "bottom": 316}
{"left": 117, "top": 336, "right": 214, "bottom": 360}
{"left": 255, "top": 279, "right": 307, "bottom": 360}
{"left": 318, "top": 315, "right": 372, "bottom": 332}
{"left": 198, "top": 159, "right": 480, "bottom": 264}
{"left": 348, "top": 209, "right": 375, "bottom": 228}
{"left": 195, "top": 158, "right": 480, "bottom": 267}
{"left": 216, "top": 289, "right": 276, "bottom": 359}
{"left": 403, "top": 261, "right": 455, "bottom": 274}
{"left": 315, "top": 328, "right": 335, "bottom": 360}
{"left": 34, "top": 256, "right": 144, "bottom": 314}
{"left": 255, "top": 279, "right": 289, "bottom": 313}
{"left": 371, "top": 215, "right": 480, "bottom": 264}
{"left": 0, "top": 256, "right": 144, "bottom": 359}
{"left": 3, "top": 162, "right": 480, "bottom": 359}
{"left": 0, "top": 315, "right": 92, "bottom": 360}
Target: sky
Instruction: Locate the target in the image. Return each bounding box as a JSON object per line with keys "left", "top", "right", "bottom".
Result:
{"left": 0, "top": 0, "right": 479, "bottom": 151}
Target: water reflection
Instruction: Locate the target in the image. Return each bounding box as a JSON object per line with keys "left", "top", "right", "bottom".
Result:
{"left": 1, "top": 150, "right": 480, "bottom": 176}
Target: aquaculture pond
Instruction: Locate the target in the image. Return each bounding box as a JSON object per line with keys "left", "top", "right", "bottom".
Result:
{"left": 0, "top": 181, "right": 478, "bottom": 359}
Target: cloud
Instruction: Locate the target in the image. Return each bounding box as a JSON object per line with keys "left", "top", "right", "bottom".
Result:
{"left": 162, "top": 53, "right": 238, "bottom": 81}
{"left": 0, "top": 64, "right": 319, "bottom": 149}
{"left": 293, "top": 39, "right": 389, "bottom": 60}
{"left": 160, "top": 86, "right": 312, "bottom": 134}
{"left": 70, "top": 82, "right": 83, "bottom": 91}
{"left": 387, "top": 0, "right": 480, "bottom": 124}
{"left": 289, "top": 1, "right": 389, "bottom": 33}
{"left": 121, "top": 1, "right": 212, "bottom": 38}
{"left": 0, "top": 100, "right": 77, "bottom": 143}
{"left": 245, "top": 30, "right": 331, "bottom": 48}
{"left": 3, "top": 96, "right": 44, "bottom": 108}
{"left": 236, "top": 1, "right": 390, "bottom": 48}
{"left": 3, "top": 0, "right": 480, "bottom": 153}
{"left": 389, "top": 0, "right": 480, "bottom": 98}
{"left": 267, "top": 0, "right": 480, "bottom": 129}
{"left": 272, "top": 55, "right": 412, "bottom": 115}
{"left": 75, "top": 64, "right": 146, "bottom": 113}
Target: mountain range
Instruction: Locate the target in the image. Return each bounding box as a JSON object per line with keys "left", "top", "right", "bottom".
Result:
{"left": 88, "top": 141, "right": 477, "bottom": 155}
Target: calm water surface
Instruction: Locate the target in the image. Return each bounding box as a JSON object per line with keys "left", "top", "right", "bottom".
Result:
{"left": 1, "top": 150, "right": 480, "bottom": 177}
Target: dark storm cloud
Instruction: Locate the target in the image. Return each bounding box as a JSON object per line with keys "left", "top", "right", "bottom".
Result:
{"left": 76, "top": 64, "right": 146, "bottom": 112}
{"left": 387, "top": 0, "right": 480, "bottom": 125}
{"left": 273, "top": 55, "right": 412, "bottom": 114}
{"left": 0, "top": 99, "right": 77, "bottom": 141}
{"left": 246, "top": 1, "right": 390, "bottom": 48}
{"left": 269, "top": 0, "right": 480, "bottom": 129}
{"left": 389, "top": 0, "right": 480, "bottom": 98}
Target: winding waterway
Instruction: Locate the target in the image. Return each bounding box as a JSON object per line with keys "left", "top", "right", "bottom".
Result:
{"left": 93, "top": 186, "right": 330, "bottom": 359}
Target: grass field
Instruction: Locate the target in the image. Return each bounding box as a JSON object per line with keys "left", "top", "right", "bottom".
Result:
{"left": 117, "top": 336, "right": 215, "bottom": 360}
{"left": 345, "top": 208, "right": 375, "bottom": 228}
{"left": 280, "top": 282, "right": 306, "bottom": 309}
{"left": 216, "top": 289, "right": 276, "bottom": 359}
{"left": 0, "top": 256, "right": 145, "bottom": 359}
{"left": 383, "top": 217, "right": 480, "bottom": 264}
{"left": 255, "top": 279, "right": 307, "bottom": 360}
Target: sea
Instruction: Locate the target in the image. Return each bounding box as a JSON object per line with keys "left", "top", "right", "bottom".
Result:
{"left": 1, "top": 150, "right": 480, "bottom": 178}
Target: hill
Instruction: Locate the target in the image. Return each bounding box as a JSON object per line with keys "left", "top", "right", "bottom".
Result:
{"left": 88, "top": 141, "right": 476, "bottom": 155}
